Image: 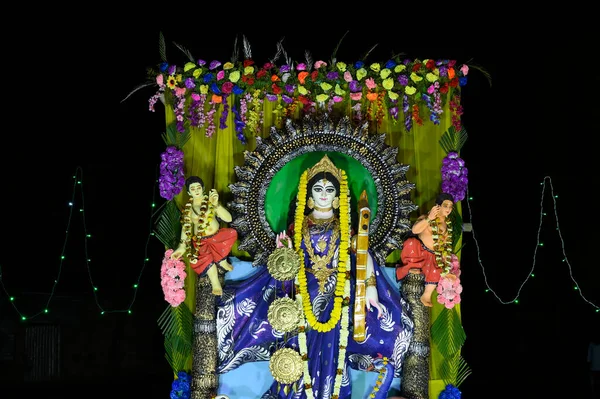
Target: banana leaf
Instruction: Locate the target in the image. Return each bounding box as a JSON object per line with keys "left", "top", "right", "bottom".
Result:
{"left": 448, "top": 209, "right": 463, "bottom": 254}
{"left": 439, "top": 351, "right": 472, "bottom": 388}
{"left": 431, "top": 307, "right": 471, "bottom": 387}
{"left": 157, "top": 303, "right": 193, "bottom": 373}
{"left": 154, "top": 200, "right": 182, "bottom": 250}
{"left": 431, "top": 307, "right": 466, "bottom": 359}
{"left": 439, "top": 126, "right": 468, "bottom": 154}
{"left": 162, "top": 121, "right": 191, "bottom": 148}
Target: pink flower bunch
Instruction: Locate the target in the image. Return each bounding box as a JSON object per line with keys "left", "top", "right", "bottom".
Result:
{"left": 160, "top": 249, "right": 187, "bottom": 307}
{"left": 437, "top": 254, "right": 462, "bottom": 309}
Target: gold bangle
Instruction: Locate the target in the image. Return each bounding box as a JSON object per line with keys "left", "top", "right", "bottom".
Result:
{"left": 366, "top": 274, "right": 377, "bottom": 287}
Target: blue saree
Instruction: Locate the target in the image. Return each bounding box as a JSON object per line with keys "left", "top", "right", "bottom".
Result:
{"left": 216, "top": 220, "right": 414, "bottom": 399}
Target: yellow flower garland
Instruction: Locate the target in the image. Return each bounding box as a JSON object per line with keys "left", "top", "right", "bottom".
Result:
{"left": 295, "top": 168, "right": 351, "bottom": 398}
{"left": 294, "top": 170, "right": 349, "bottom": 332}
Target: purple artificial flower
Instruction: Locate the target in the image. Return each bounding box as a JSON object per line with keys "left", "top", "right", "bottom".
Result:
{"left": 398, "top": 74, "right": 409, "bottom": 86}
{"left": 209, "top": 60, "right": 221, "bottom": 70}
{"left": 439, "top": 66, "right": 448, "bottom": 77}
{"left": 349, "top": 80, "right": 361, "bottom": 92}
{"left": 158, "top": 146, "right": 185, "bottom": 201}
{"left": 326, "top": 71, "right": 339, "bottom": 80}
{"left": 441, "top": 152, "right": 468, "bottom": 202}
{"left": 184, "top": 78, "right": 195, "bottom": 89}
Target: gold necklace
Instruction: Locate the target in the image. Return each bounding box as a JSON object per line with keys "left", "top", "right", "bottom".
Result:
{"left": 302, "top": 215, "right": 340, "bottom": 293}
{"left": 307, "top": 213, "right": 335, "bottom": 225}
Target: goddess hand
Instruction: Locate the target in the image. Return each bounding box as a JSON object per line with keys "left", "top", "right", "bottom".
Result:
{"left": 276, "top": 231, "right": 292, "bottom": 248}
{"left": 366, "top": 286, "right": 383, "bottom": 319}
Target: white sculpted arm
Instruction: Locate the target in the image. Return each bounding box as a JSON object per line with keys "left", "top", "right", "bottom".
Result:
{"left": 365, "top": 252, "right": 383, "bottom": 319}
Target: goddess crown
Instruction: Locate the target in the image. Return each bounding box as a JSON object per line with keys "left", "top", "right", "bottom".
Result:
{"left": 306, "top": 155, "right": 343, "bottom": 182}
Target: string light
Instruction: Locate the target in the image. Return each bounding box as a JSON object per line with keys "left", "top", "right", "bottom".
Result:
{"left": 3, "top": 169, "right": 596, "bottom": 321}
{"left": 0, "top": 165, "right": 162, "bottom": 320}
{"left": 465, "top": 176, "right": 599, "bottom": 312}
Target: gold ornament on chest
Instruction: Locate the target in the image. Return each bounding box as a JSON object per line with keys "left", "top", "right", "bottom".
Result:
{"left": 303, "top": 216, "right": 340, "bottom": 293}
{"left": 316, "top": 237, "right": 328, "bottom": 252}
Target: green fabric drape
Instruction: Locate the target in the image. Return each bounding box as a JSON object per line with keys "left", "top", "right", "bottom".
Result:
{"left": 162, "top": 93, "right": 463, "bottom": 398}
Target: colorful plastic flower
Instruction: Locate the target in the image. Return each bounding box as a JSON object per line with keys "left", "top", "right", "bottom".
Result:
{"left": 441, "top": 151, "right": 468, "bottom": 202}
{"left": 160, "top": 249, "right": 187, "bottom": 307}
{"left": 158, "top": 146, "right": 185, "bottom": 201}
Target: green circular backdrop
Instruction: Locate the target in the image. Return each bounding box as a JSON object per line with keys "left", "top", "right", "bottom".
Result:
{"left": 265, "top": 151, "right": 378, "bottom": 234}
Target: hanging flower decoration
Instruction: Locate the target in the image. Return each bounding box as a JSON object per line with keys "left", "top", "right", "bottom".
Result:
{"left": 436, "top": 254, "right": 462, "bottom": 309}
{"left": 158, "top": 145, "right": 185, "bottom": 201}
{"left": 170, "top": 371, "right": 191, "bottom": 399}
{"left": 441, "top": 151, "right": 468, "bottom": 202}
{"left": 438, "top": 383, "right": 462, "bottom": 399}
{"left": 439, "top": 126, "right": 469, "bottom": 203}
{"left": 160, "top": 249, "right": 187, "bottom": 307}
{"left": 137, "top": 40, "right": 472, "bottom": 143}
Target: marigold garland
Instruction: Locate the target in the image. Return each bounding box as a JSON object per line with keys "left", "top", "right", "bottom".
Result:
{"left": 430, "top": 218, "right": 453, "bottom": 275}
{"left": 294, "top": 170, "right": 349, "bottom": 332}
{"left": 182, "top": 196, "right": 215, "bottom": 264}
{"left": 368, "top": 357, "right": 389, "bottom": 399}
{"left": 294, "top": 168, "right": 350, "bottom": 398}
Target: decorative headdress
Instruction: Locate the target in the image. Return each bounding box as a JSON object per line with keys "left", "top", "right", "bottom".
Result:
{"left": 306, "top": 155, "right": 343, "bottom": 182}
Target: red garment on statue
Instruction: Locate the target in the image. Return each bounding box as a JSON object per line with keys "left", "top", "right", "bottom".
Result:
{"left": 190, "top": 228, "right": 237, "bottom": 276}
{"left": 396, "top": 237, "right": 441, "bottom": 284}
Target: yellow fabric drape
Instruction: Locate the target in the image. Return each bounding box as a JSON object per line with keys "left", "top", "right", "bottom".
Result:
{"left": 162, "top": 92, "right": 463, "bottom": 397}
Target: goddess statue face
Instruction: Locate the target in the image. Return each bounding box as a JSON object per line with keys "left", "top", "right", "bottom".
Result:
{"left": 311, "top": 179, "right": 337, "bottom": 209}
{"left": 188, "top": 182, "right": 204, "bottom": 199}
